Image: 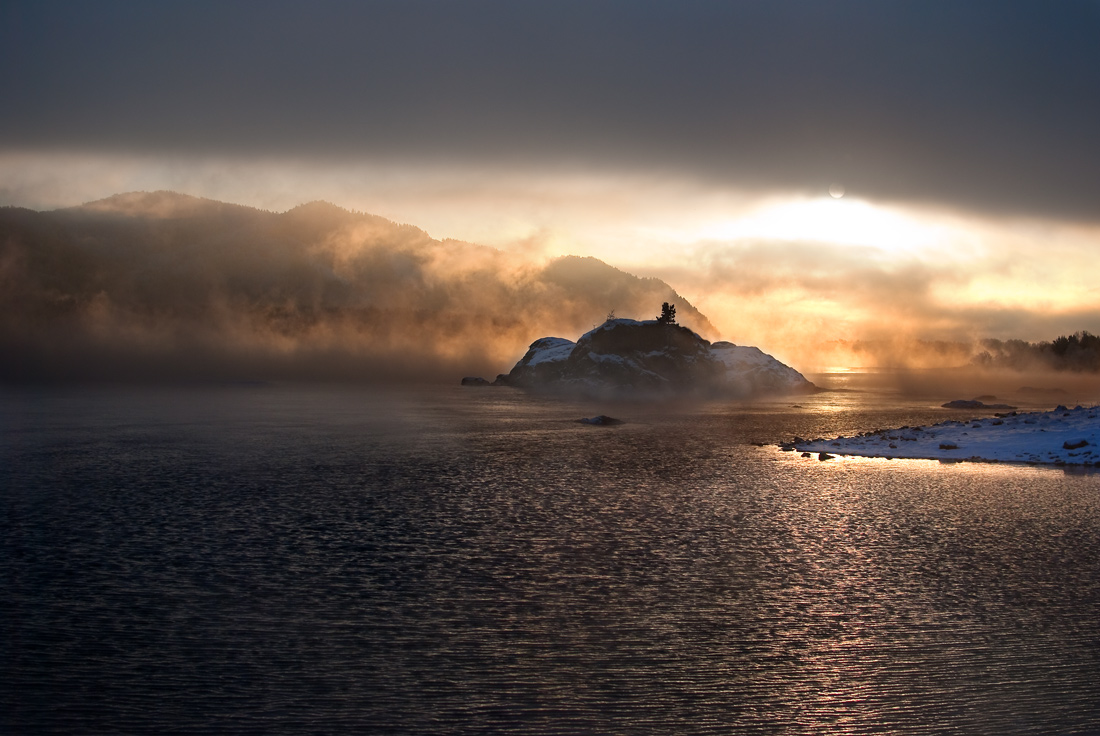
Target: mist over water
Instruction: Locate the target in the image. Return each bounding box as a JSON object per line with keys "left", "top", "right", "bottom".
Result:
{"left": 4, "top": 381, "right": 1100, "bottom": 734}
{"left": 0, "top": 193, "right": 717, "bottom": 384}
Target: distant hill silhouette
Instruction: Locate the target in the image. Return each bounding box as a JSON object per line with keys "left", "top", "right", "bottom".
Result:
{"left": 0, "top": 191, "right": 715, "bottom": 381}
{"left": 540, "top": 256, "right": 715, "bottom": 336}
{"left": 972, "top": 331, "right": 1100, "bottom": 372}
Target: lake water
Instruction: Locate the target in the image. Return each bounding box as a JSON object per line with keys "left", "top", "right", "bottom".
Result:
{"left": 3, "top": 381, "right": 1100, "bottom": 734}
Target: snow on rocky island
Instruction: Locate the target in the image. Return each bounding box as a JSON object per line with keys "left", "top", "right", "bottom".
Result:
{"left": 783, "top": 405, "right": 1100, "bottom": 466}
{"left": 493, "top": 318, "right": 815, "bottom": 398}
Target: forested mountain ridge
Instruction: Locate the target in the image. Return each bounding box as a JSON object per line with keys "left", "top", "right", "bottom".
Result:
{"left": 1, "top": 191, "right": 714, "bottom": 381}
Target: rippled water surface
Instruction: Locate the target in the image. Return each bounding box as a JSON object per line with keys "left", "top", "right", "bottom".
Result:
{"left": 4, "top": 383, "right": 1100, "bottom": 734}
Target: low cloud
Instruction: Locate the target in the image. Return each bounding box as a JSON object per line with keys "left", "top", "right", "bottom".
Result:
{"left": 644, "top": 228, "right": 1100, "bottom": 373}
{"left": 0, "top": 192, "right": 710, "bottom": 382}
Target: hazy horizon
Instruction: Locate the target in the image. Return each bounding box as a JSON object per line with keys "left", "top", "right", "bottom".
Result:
{"left": 3, "top": 1, "right": 1100, "bottom": 380}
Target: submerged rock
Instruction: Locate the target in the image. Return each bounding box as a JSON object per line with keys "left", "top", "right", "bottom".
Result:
{"left": 578, "top": 415, "right": 623, "bottom": 426}
{"left": 942, "top": 399, "right": 1017, "bottom": 410}
{"left": 501, "top": 319, "right": 815, "bottom": 398}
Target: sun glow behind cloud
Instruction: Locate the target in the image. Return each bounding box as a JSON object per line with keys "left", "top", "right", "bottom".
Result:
{"left": 2, "top": 150, "right": 1099, "bottom": 374}
{"left": 689, "top": 197, "right": 954, "bottom": 257}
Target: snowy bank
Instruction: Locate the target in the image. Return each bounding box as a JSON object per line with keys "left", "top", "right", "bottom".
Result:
{"left": 782, "top": 405, "right": 1100, "bottom": 466}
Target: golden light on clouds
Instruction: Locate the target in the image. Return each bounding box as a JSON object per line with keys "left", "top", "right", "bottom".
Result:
{"left": 2, "top": 150, "right": 1099, "bottom": 375}
{"left": 670, "top": 197, "right": 957, "bottom": 258}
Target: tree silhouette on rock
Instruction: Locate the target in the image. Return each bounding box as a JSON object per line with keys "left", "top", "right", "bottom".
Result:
{"left": 656, "top": 302, "right": 677, "bottom": 325}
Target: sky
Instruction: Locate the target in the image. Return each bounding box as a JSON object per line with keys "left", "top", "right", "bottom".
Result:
{"left": 3, "top": 0, "right": 1099, "bottom": 368}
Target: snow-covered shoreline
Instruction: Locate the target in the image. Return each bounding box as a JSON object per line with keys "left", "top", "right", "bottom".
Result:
{"left": 782, "top": 404, "right": 1099, "bottom": 466}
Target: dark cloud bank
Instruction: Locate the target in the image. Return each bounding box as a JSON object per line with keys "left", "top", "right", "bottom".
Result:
{"left": 3, "top": 1, "right": 1099, "bottom": 221}
{"left": 0, "top": 192, "right": 712, "bottom": 382}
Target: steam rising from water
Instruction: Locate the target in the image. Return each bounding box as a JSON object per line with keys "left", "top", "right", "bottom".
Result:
{"left": 3, "top": 184, "right": 1099, "bottom": 393}
{"left": 0, "top": 192, "right": 713, "bottom": 382}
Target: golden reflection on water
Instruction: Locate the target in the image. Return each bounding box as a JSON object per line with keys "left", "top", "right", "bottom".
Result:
{"left": 5, "top": 384, "right": 1100, "bottom": 734}
{"left": 777, "top": 445, "right": 1099, "bottom": 477}
{"left": 745, "top": 435, "right": 1100, "bottom": 733}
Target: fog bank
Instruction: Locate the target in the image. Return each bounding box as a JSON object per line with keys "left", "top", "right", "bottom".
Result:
{"left": 0, "top": 192, "right": 711, "bottom": 383}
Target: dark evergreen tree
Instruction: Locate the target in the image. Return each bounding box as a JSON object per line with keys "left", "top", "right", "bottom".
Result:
{"left": 657, "top": 302, "right": 677, "bottom": 325}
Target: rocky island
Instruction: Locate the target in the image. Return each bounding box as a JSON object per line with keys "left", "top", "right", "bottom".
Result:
{"left": 488, "top": 315, "right": 815, "bottom": 398}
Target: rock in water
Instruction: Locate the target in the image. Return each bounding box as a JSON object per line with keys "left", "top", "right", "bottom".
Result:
{"left": 461, "top": 376, "right": 491, "bottom": 386}
{"left": 942, "top": 399, "right": 1017, "bottom": 410}
{"left": 578, "top": 415, "right": 623, "bottom": 426}
{"left": 500, "top": 319, "right": 814, "bottom": 398}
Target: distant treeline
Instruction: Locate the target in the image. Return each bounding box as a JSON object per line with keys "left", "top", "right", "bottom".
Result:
{"left": 972, "top": 331, "right": 1100, "bottom": 372}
